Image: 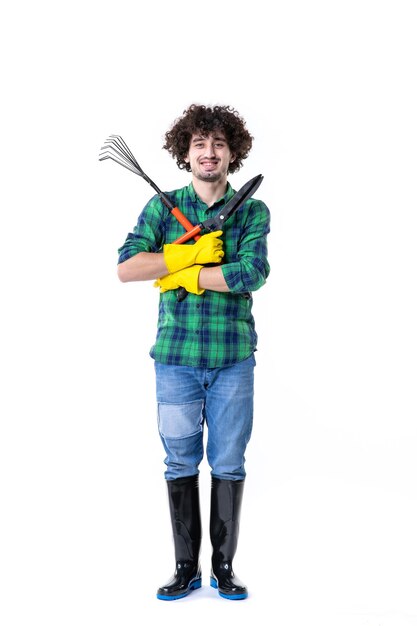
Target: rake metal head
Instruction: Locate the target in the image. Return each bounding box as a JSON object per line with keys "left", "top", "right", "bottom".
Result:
{"left": 99, "top": 134, "right": 158, "bottom": 188}
{"left": 99, "top": 134, "right": 175, "bottom": 210}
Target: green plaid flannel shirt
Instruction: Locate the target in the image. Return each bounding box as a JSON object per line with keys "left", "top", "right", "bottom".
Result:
{"left": 118, "top": 182, "right": 270, "bottom": 367}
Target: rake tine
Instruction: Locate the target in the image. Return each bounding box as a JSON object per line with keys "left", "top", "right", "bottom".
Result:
{"left": 100, "top": 138, "right": 142, "bottom": 174}
{"left": 98, "top": 151, "right": 141, "bottom": 177}
{"left": 109, "top": 135, "right": 141, "bottom": 170}
{"left": 108, "top": 138, "right": 162, "bottom": 190}
{"left": 104, "top": 135, "right": 137, "bottom": 166}
{"left": 101, "top": 137, "right": 136, "bottom": 169}
{"left": 99, "top": 141, "right": 131, "bottom": 162}
{"left": 101, "top": 136, "right": 148, "bottom": 181}
{"left": 99, "top": 149, "right": 136, "bottom": 175}
{"left": 99, "top": 135, "right": 165, "bottom": 197}
{"left": 104, "top": 135, "right": 142, "bottom": 174}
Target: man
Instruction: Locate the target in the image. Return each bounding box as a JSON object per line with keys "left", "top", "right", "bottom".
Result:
{"left": 117, "top": 104, "right": 270, "bottom": 600}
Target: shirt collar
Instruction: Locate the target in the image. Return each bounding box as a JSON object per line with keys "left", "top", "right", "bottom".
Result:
{"left": 187, "top": 181, "right": 235, "bottom": 208}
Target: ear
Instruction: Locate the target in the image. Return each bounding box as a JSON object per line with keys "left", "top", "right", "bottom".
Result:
{"left": 184, "top": 155, "right": 190, "bottom": 163}
{"left": 230, "top": 154, "right": 236, "bottom": 163}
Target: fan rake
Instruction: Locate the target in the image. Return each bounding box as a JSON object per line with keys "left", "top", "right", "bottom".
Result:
{"left": 99, "top": 134, "right": 198, "bottom": 236}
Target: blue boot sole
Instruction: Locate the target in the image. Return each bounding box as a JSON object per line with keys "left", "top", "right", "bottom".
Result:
{"left": 210, "top": 577, "right": 248, "bottom": 600}
{"left": 157, "top": 578, "right": 202, "bottom": 601}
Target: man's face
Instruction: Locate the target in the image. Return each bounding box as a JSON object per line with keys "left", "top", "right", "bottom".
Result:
{"left": 185, "top": 132, "right": 235, "bottom": 183}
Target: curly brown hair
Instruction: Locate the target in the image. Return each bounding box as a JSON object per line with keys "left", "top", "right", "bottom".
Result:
{"left": 163, "top": 104, "right": 253, "bottom": 174}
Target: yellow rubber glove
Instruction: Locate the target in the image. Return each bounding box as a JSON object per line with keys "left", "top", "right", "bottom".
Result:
{"left": 154, "top": 265, "right": 205, "bottom": 295}
{"left": 163, "top": 230, "right": 224, "bottom": 274}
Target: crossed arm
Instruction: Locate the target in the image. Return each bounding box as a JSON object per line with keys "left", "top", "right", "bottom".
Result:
{"left": 117, "top": 252, "right": 229, "bottom": 292}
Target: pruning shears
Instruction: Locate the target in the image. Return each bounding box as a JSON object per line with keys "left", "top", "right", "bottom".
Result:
{"left": 172, "top": 174, "right": 263, "bottom": 301}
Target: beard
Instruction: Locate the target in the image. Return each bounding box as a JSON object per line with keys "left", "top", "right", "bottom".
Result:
{"left": 194, "top": 170, "right": 223, "bottom": 183}
{"left": 193, "top": 160, "right": 225, "bottom": 183}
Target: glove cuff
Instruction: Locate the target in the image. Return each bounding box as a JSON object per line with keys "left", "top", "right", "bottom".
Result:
{"left": 163, "top": 243, "right": 192, "bottom": 274}
{"left": 187, "top": 265, "right": 205, "bottom": 295}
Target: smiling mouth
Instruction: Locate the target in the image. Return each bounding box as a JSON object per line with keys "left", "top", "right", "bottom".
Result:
{"left": 201, "top": 160, "right": 218, "bottom": 170}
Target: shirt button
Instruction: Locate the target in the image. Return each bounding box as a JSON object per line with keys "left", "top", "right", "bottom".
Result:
{"left": 195, "top": 330, "right": 200, "bottom": 334}
{"left": 196, "top": 304, "right": 200, "bottom": 308}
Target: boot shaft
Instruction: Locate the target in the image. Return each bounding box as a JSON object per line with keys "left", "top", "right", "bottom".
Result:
{"left": 167, "top": 475, "right": 202, "bottom": 563}
{"left": 210, "top": 477, "right": 245, "bottom": 563}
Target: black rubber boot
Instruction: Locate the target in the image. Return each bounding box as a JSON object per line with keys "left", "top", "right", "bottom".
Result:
{"left": 156, "top": 475, "right": 202, "bottom": 600}
{"left": 210, "top": 477, "right": 248, "bottom": 600}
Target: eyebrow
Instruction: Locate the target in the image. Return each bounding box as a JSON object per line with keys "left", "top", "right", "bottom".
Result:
{"left": 191, "top": 135, "right": 226, "bottom": 143}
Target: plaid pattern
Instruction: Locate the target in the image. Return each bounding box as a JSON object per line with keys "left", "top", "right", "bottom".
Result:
{"left": 117, "top": 182, "right": 270, "bottom": 367}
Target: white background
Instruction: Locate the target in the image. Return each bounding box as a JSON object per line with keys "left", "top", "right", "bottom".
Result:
{"left": 1, "top": 1, "right": 417, "bottom": 625}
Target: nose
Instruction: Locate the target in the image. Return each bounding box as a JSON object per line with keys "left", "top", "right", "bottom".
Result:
{"left": 204, "top": 142, "right": 216, "bottom": 158}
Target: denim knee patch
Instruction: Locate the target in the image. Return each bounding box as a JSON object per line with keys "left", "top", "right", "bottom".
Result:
{"left": 157, "top": 399, "right": 204, "bottom": 440}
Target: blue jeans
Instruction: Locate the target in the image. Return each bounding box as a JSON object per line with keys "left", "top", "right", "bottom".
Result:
{"left": 154, "top": 355, "right": 255, "bottom": 481}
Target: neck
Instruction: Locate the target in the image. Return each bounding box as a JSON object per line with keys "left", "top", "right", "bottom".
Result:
{"left": 192, "top": 176, "right": 228, "bottom": 207}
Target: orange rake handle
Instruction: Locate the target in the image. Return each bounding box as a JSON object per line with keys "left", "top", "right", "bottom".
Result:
{"left": 171, "top": 207, "right": 201, "bottom": 242}
{"left": 173, "top": 222, "right": 203, "bottom": 244}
